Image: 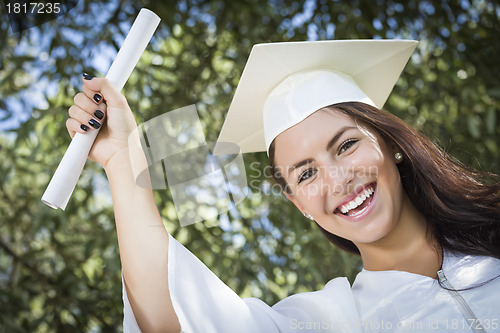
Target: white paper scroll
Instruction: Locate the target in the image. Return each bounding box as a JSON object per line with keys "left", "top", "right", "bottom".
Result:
{"left": 41, "top": 8, "right": 161, "bottom": 210}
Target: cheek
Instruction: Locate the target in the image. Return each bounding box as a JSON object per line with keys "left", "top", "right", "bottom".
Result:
{"left": 367, "top": 146, "right": 402, "bottom": 205}
{"left": 356, "top": 146, "right": 404, "bottom": 222}
{"left": 350, "top": 145, "right": 386, "bottom": 178}
{"left": 371, "top": 155, "right": 405, "bottom": 226}
{"left": 378, "top": 152, "right": 402, "bottom": 187}
{"left": 295, "top": 186, "right": 324, "bottom": 212}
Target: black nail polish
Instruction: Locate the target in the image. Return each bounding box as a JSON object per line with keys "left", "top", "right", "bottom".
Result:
{"left": 93, "top": 93, "right": 102, "bottom": 103}
{"left": 83, "top": 73, "right": 93, "bottom": 80}
{"left": 89, "top": 119, "right": 101, "bottom": 129}
{"left": 80, "top": 124, "right": 89, "bottom": 131}
{"left": 94, "top": 110, "right": 104, "bottom": 119}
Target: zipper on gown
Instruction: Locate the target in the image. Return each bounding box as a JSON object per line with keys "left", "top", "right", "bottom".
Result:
{"left": 437, "top": 270, "right": 487, "bottom": 333}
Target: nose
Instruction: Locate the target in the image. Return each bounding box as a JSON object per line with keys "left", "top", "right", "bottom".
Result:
{"left": 322, "top": 162, "right": 355, "bottom": 213}
{"left": 323, "top": 162, "right": 355, "bottom": 196}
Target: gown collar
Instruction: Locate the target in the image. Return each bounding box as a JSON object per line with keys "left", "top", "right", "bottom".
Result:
{"left": 352, "top": 252, "right": 500, "bottom": 293}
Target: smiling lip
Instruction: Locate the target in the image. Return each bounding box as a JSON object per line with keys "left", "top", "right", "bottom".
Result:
{"left": 335, "top": 183, "right": 375, "bottom": 210}
{"left": 334, "top": 183, "right": 377, "bottom": 222}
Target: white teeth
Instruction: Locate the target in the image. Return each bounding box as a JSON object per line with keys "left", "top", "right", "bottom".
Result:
{"left": 339, "top": 186, "right": 375, "bottom": 214}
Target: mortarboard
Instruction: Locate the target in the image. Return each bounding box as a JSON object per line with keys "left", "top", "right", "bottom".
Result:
{"left": 216, "top": 39, "right": 418, "bottom": 154}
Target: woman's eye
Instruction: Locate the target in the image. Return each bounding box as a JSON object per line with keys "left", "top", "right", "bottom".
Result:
{"left": 338, "top": 139, "right": 358, "bottom": 154}
{"left": 298, "top": 168, "right": 317, "bottom": 184}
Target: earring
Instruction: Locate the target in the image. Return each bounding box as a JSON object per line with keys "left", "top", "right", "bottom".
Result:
{"left": 303, "top": 212, "right": 314, "bottom": 221}
{"left": 394, "top": 152, "right": 403, "bottom": 162}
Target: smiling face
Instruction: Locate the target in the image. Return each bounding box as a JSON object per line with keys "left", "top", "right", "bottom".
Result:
{"left": 273, "top": 108, "right": 409, "bottom": 247}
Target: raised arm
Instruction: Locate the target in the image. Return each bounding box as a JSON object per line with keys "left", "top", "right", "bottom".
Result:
{"left": 66, "top": 76, "right": 180, "bottom": 332}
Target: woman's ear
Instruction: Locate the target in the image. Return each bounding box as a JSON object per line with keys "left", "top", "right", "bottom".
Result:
{"left": 389, "top": 142, "right": 399, "bottom": 155}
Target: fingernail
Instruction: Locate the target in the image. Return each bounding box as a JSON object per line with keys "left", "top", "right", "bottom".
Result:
{"left": 83, "top": 73, "right": 93, "bottom": 80}
{"left": 80, "top": 124, "right": 89, "bottom": 131}
{"left": 89, "top": 119, "right": 101, "bottom": 129}
{"left": 93, "top": 93, "right": 102, "bottom": 103}
{"left": 94, "top": 110, "right": 104, "bottom": 119}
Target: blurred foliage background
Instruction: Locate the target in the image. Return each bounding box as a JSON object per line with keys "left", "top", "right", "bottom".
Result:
{"left": 0, "top": 0, "right": 499, "bottom": 331}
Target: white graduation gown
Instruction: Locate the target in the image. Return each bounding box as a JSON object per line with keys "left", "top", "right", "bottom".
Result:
{"left": 123, "top": 234, "right": 500, "bottom": 332}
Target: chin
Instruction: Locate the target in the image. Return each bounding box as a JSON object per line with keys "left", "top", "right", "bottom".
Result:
{"left": 330, "top": 209, "right": 397, "bottom": 246}
{"left": 355, "top": 212, "right": 399, "bottom": 244}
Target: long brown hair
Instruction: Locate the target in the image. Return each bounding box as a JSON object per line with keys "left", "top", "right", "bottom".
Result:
{"left": 268, "top": 102, "right": 500, "bottom": 258}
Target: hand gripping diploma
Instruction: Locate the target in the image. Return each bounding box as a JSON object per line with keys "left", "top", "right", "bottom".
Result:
{"left": 42, "top": 8, "right": 160, "bottom": 210}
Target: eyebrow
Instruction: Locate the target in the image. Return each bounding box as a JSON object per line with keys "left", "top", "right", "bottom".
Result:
{"left": 287, "top": 126, "right": 357, "bottom": 178}
{"left": 287, "top": 159, "right": 314, "bottom": 178}
{"left": 325, "top": 126, "right": 356, "bottom": 151}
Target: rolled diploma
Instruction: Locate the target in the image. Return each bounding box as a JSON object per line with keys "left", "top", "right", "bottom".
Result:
{"left": 41, "top": 8, "right": 161, "bottom": 210}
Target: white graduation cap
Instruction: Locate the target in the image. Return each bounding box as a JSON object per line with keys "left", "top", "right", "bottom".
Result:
{"left": 216, "top": 39, "right": 418, "bottom": 154}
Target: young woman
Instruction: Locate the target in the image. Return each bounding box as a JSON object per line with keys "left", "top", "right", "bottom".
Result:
{"left": 66, "top": 40, "right": 500, "bottom": 332}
